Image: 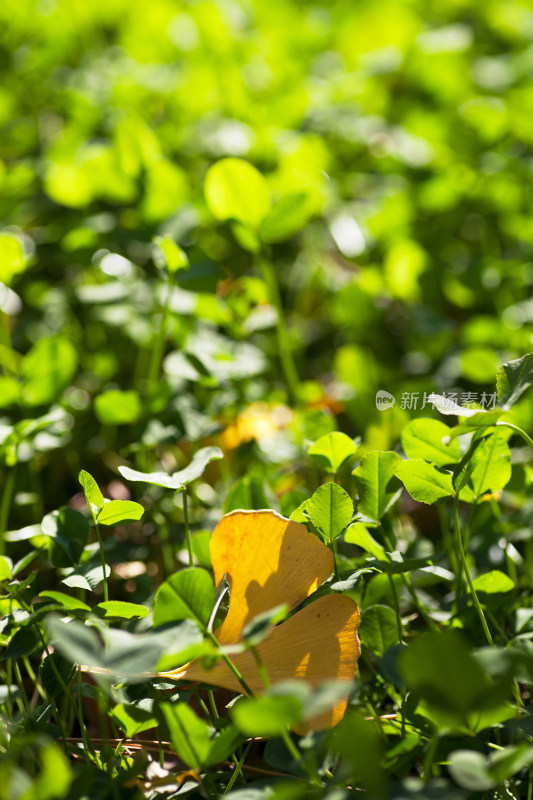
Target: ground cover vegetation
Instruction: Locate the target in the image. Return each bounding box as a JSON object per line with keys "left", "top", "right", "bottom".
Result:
{"left": 2, "top": 0, "right": 533, "bottom": 797}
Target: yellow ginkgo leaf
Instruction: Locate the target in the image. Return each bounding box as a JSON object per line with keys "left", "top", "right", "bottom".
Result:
{"left": 210, "top": 510, "right": 334, "bottom": 644}
{"left": 162, "top": 510, "right": 361, "bottom": 730}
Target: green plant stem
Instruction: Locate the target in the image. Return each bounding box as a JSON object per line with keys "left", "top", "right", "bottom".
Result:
{"left": 0, "top": 465, "right": 16, "bottom": 556}
{"left": 280, "top": 729, "right": 304, "bottom": 768}
{"left": 422, "top": 734, "right": 439, "bottom": 782}
{"left": 331, "top": 539, "right": 340, "bottom": 581}
{"left": 438, "top": 504, "right": 458, "bottom": 580}
{"left": 259, "top": 256, "right": 299, "bottom": 405}
{"left": 205, "top": 632, "right": 253, "bottom": 696}
{"left": 159, "top": 734, "right": 165, "bottom": 768}
{"left": 182, "top": 490, "right": 193, "bottom": 567}
{"left": 6, "top": 660, "right": 13, "bottom": 718}
{"left": 498, "top": 421, "right": 533, "bottom": 453}
{"left": 387, "top": 572, "right": 403, "bottom": 644}
{"left": 381, "top": 520, "right": 438, "bottom": 632}
{"left": 13, "top": 660, "right": 30, "bottom": 713}
{"left": 159, "top": 519, "right": 174, "bottom": 578}
{"left": 77, "top": 668, "right": 97, "bottom": 760}
{"left": 224, "top": 739, "right": 254, "bottom": 793}
{"left": 94, "top": 521, "right": 109, "bottom": 605}
{"left": 206, "top": 633, "right": 308, "bottom": 777}
{"left": 190, "top": 685, "right": 213, "bottom": 724}
{"left": 453, "top": 494, "right": 493, "bottom": 646}
{"left": 23, "top": 657, "right": 47, "bottom": 702}
{"left": 207, "top": 690, "right": 220, "bottom": 724}
{"left": 147, "top": 272, "right": 175, "bottom": 393}
{"left": 12, "top": 587, "right": 95, "bottom": 760}
{"left": 251, "top": 646, "right": 270, "bottom": 689}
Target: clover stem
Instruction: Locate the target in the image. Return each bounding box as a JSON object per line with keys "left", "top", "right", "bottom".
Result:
{"left": 331, "top": 539, "right": 340, "bottom": 581}
{"left": 182, "top": 490, "right": 193, "bottom": 568}
{"left": 23, "top": 656, "right": 47, "bottom": 701}
{"left": 0, "top": 463, "right": 16, "bottom": 555}
{"left": 280, "top": 729, "right": 303, "bottom": 766}
{"left": 207, "top": 690, "right": 220, "bottom": 724}
{"left": 381, "top": 519, "right": 438, "bottom": 632}
{"left": 251, "top": 646, "right": 270, "bottom": 689}
{"left": 12, "top": 659, "right": 30, "bottom": 713}
{"left": 497, "top": 421, "right": 533, "bottom": 454}
{"left": 206, "top": 631, "right": 253, "bottom": 696}
{"left": 94, "top": 520, "right": 109, "bottom": 605}
{"left": 12, "top": 586, "right": 93, "bottom": 755}
{"left": 386, "top": 572, "right": 403, "bottom": 644}
{"left": 224, "top": 739, "right": 254, "bottom": 794}
{"left": 147, "top": 270, "right": 175, "bottom": 394}
{"left": 259, "top": 254, "right": 299, "bottom": 406}
{"left": 190, "top": 685, "right": 214, "bottom": 725}
{"left": 422, "top": 734, "right": 439, "bottom": 783}
{"left": 453, "top": 494, "right": 493, "bottom": 646}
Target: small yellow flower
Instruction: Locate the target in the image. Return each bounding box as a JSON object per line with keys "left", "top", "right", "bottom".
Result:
{"left": 221, "top": 403, "right": 292, "bottom": 450}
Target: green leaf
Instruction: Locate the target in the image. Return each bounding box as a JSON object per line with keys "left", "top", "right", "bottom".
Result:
{"left": 472, "top": 570, "right": 514, "bottom": 594}
{"left": 401, "top": 418, "right": 460, "bottom": 466}
{"left": 305, "top": 482, "right": 353, "bottom": 542}
{"left": 353, "top": 451, "right": 402, "bottom": 521}
{"left": 344, "top": 523, "right": 386, "bottom": 560}
{"left": 171, "top": 446, "right": 224, "bottom": 488}
{"left": 191, "top": 530, "right": 212, "bottom": 568}
{"left": 399, "top": 630, "right": 494, "bottom": 716}
{"left": 161, "top": 702, "right": 240, "bottom": 768}
{"left": 46, "top": 616, "right": 169, "bottom": 681}
{"left": 204, "top": 158, "right": 270, "bottom": 229}
{"left": 0, "top": 232, "right": 26, "bottom": 285}
{"left": 489, "top": 744, "right": 533, "bottom": 785}
{"left": 0, "top": 555, "right": 11, "bottom": 581}
{"left": 117, "top": 466, "right": 179, "bottom": 489}
{"left": 61, "top": 562, "right": 110, "bottom": 592}
{"left": 308, "top": 431, "right": 358, "bottom": 473}
{"left": 78, "top": 469, "right": 104, "bottom": 519}
{"left": 3, "top": 627, "right": 39, "bottom": 660}
{"left": 359, "top": 605, "right": 399, "bottom": 656}
{"left": 119, "top": 446, "right": 223, "bottom": 492}
{"left": 241, "top": 604, "right": 289, "bottom": 647}
{"left": 40, "top": 653, "right": 77, "bottom": 698}
{"left": 428, "top": 393, "right": 489, "bottom": 417}
{"left": 111, "top": 702, "right": 157, "bottom": 737}
{"left": 496, "top": 353, "right": 533, "bottom": 410}
{"left": 155, "top": 620, "right": 206, "bottom": 672}
{"left": 94, "top": 389, "right": 142, "bottom": 425}
{"left": 468, "top": 431, "right": 511, "bottom": 499}
{"left": 45, "top": 616, "right": 103, "bottom": 670}
{"left": 38, "top": 591, "right": 91, "bottom": 612}
{"left": 448, "top": 750, "right": 495, "bottom": 791}
{"left": 21, "top": 336, "right": 78, "bottom": 407}
{"left": 231, "top": 694, "right": 303, "bottom": 737}
{"left": 395, "top": 459, "right": 454, "bottom": 504}
{"left": 41, "top": 507, "right": 90, "bottom": 568}
{"left": 94, "top": 601, "right": 149, "bottom": 620}
{"left": 259, "top": 191, "right": 314, "bottom": 242}
{"left": 448, "top": 410, "right": 502, "bottom": 439}
{"left": 329, "top": 711, "right": 386, "bottom": 797}
{"left": 153, "top": 567, "right": 215, "bottom": 631}
{"left": 96, "top": 500, "right": 144, "bottom": 526}
{"left": 223, "top": 474, "right": 272, "bottom": 512}
{"left": 153, "top": 235, "right": 189, "bottom": 273}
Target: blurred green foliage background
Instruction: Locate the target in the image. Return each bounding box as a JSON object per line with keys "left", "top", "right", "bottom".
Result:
{"left": 2, "top": 0, "right": 533, "bottom": 516}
